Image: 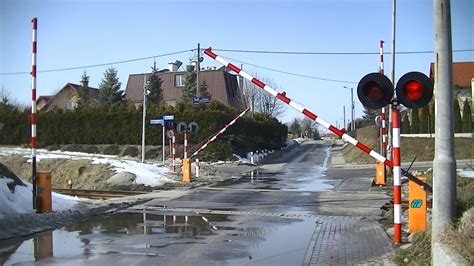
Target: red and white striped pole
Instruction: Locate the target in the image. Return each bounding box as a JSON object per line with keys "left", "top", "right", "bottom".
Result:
{"left": 204, "top": 48, "right": 393, "bottom": 168}
{"left": 392, "top": 105, "right": 402, "bottom": 244}
{"left": 172, "top": 130, "right": 176, "bottom": 172}
{"left": 379, "top": 40, "right": 387, "bottom": 157}
{"left": 31, "top": 17, "right": 38, "bottom": 210}
{"left": 190, "top": 107, "right": 250, "bottom": 158}
{"left": 183, "top": 131, "right": 188, "bottom": 159}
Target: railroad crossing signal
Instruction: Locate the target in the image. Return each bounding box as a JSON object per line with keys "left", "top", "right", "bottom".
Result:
{"left": 357, "top": 71, "right": 433, "bottom": 109}
{"left": 395, "top": 72, "right": 433, "bottom": 109}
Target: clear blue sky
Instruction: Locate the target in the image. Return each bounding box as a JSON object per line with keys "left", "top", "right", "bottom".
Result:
{"left": 1, "top": 0, "right": 473, "bottom": 126}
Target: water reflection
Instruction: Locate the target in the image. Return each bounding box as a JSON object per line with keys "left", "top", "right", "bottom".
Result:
{"left": 0, "top": 211, "right": 229, "bottom": 265}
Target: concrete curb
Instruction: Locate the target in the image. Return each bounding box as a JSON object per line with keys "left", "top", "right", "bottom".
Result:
{"left": 432, "top": 242, "right": 470, "bottom": 265}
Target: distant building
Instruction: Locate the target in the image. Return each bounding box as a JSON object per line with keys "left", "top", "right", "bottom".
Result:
{"left": 124, "top": 63, "right": 243, "bottom": 108}
{"left": 429, "top": 61, "right": 473, "bottom": 106}
{"left": 37, "top": 83, "right": 99, "bottom": 112}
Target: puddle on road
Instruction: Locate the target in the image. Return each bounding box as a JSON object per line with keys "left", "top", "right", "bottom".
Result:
{"left": 213, "top": 147, "right": 335, "bottom": 192}
{"left": 0, "top": 211, "right": 227, "bottom": 265}
{"left": 0, "top": 211, "right": 316, "bottom": 265}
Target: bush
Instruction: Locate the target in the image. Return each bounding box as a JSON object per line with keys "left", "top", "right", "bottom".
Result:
{"left": 83, "top": 145, "right": 99, "bottom": 154}
{"left": 197, "top": 141, "right": 233, "bottom": 162}
{"left": 145, "top": 148, "right": 159, "bottom": 159}
{"left": 62, "top": 144, "right": 86, "bottom": 153}
{"left": 122, "top": 146, "right": 139, "bottom": 157}
{"left": 46, "top": 144, "right": 61, "bottom": 151}
{"left": 102, "top": 145, "right": 120, "bottom": 155}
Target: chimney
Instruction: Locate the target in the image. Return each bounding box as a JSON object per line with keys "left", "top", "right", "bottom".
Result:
{"left": 168, "top": 63, "right": 178, "bottom": 72}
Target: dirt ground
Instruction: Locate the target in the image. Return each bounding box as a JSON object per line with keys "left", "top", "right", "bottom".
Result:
{"left": 0, "top": 156, "right": 114, "bottom": 190}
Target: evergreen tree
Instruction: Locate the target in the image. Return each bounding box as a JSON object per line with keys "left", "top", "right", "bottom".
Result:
{"left": 454, "top": 97, "right": 462, "bottom": 133}
{"left": 200, "top": 80, "right": 211, "bottom": 97}
{"left": 401, "top": 112, "right": 411, "bottom": 134}
{"left": 462, "top": 99, "right": 472, "bottom": 133}
{"left": 181, "top": 65, "right": 196, "bottom": 103}
{"left": 289, "top": 118, "right": 301, "bottom": 137}
{"left": 98, "top": 67, "right": 123, "bottom": 107}
{"left": 419, "top": 105, "right": 430, "bottom": 133}
{"left": 362, "top": 106, "right": 380, "bottom": 125}
{"left": 77, "top": 71, "right": 91, "bottom": 108}
{"left": 411, "top": 109, "right": 420, "bottom": 134}
{"left": 146, "top": 61, "right": 163, "bottom": 106}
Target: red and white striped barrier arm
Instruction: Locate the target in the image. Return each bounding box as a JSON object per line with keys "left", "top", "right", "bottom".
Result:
{"left": 379, "top": 40, "right": 387, "bottom": 157}
{"left": 190, "top": 107, "right": 250, "bottom": 158}
{"left": 31, "top": 18, "right": 38, "bottom": 210}
{"left": 204, "top": 48, "right": 393, "bottom": 168}
{"left": 392, "top": 107, "right": 402, "bottom": 244}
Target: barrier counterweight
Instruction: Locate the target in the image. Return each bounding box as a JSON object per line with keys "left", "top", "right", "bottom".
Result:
{"left": 31, "top": 17, "right": 38, "bottom": 210}
{"left": 204, "top": 48, "right": 393, "bottom": 168}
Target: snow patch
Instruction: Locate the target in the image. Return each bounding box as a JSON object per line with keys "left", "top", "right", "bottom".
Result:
{"left": 0, "top": 177, "right": 78, "bottom": 214}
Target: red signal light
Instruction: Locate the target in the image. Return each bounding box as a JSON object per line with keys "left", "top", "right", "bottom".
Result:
{"left": 403, "top": 81, "right": 423, "bottom": 101}
{"left": 396, "top": 72, "right": 433, "bottom": 109}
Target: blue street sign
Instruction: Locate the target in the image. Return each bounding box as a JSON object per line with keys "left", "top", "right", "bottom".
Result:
{"left": 192, "top": 96, "right": 211, "bottom": 106}
{"left": 150, "top": 119, "right": 164, "bottom": 125}
{"left": 163, "top": 115, "right": 174, "bottom": 121}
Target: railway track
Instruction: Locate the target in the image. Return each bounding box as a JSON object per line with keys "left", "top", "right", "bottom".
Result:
{"left": 53, "top": 188, "right": 150, "bottom": 199}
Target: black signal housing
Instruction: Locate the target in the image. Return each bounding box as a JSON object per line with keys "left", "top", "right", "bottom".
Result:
{"left": 395, "top": 71, "right": 433, "bottom": 109}
{"left": 357, "top": 73, "right": 394, "bottom": 109}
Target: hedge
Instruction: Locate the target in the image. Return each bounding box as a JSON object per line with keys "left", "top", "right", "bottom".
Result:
{"left": 0, "top": 101, "right": 287, "bottom": 155}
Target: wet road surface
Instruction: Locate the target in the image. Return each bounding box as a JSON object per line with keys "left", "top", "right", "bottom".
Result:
{"left": 1, "top": 140, "right": 405, "bottom": 265}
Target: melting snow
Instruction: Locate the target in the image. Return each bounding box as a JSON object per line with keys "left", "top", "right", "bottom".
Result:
{"left": 0, "top": 177, "right": 78, "bottom": 214}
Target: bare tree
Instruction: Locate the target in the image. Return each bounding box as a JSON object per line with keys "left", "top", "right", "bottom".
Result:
{"left": 242, "top": 74, "right": 286, "bottom": 118}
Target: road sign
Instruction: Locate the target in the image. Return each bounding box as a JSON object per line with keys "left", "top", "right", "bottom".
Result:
{"left": 188, "top": 122, "right": 199, "bottom": 133}
{"left": 375, "top": 115, "right": 382, "bottom": 128}
{"left": 177, "top": 122, "right": 188, "bottom": 133}
{"left": 163, "top": 115, "right": 174, "bottom": 121}
{"left": 166, "top": 130, "right": 174, "bottom": 138}
{"left": 192, "top": 96, "right": 211, "bottom": 106}
{"left": 150, "top": 119, "right": 164, "bottom": 125}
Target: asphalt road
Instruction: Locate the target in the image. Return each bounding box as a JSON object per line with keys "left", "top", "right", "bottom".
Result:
{"left": 1, "top": 141, "right": 400, "bottom": 265}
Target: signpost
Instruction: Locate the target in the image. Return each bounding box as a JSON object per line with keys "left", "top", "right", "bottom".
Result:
{"left": 162, "top": 115, "right": 174, "bottom": 165}
{"left": 150, "top": 115, "right": 175, "bottom": 165}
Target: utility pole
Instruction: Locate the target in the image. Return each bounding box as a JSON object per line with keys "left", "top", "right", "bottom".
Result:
{"left": 387, "top": 0, "right": 397, "bottom": 161}
{"left": 351, "top": 87, "right": 355, "bottom": 131}
{"left": 141, "top": 74, "right": 148, "bottom": 163}
{"left": 344, "top": 86, "right": 355, "bottom": 131}
{"left": 343, "top": 106, "right": 346, "bottom": 130}
{"left": 196, "top": 43, "right": 201, "bottom": 97}
{"left": 432, "top": 0, "right": 456, "bottom": 264}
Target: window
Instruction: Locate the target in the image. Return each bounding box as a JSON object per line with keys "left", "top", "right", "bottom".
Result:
{"left": 175, "top": 74, "right": 185, "bottom": 87}
{"left": 66, "top": 100, "right": 77, "bottom": 110}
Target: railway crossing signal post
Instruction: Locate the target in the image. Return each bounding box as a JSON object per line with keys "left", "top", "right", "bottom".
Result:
{"left": 357, "top": 71, "right": 433, "bottom": 244}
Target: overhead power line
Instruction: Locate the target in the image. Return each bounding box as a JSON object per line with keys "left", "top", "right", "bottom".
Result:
{"left": 220, "top": 55, "right": 358, "bottom": 84}
{"left": 0, "top": 49, "right": 196, "bottom": 76}
{"left": 213, "top": 48, "right": 474, "bottom": 55}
